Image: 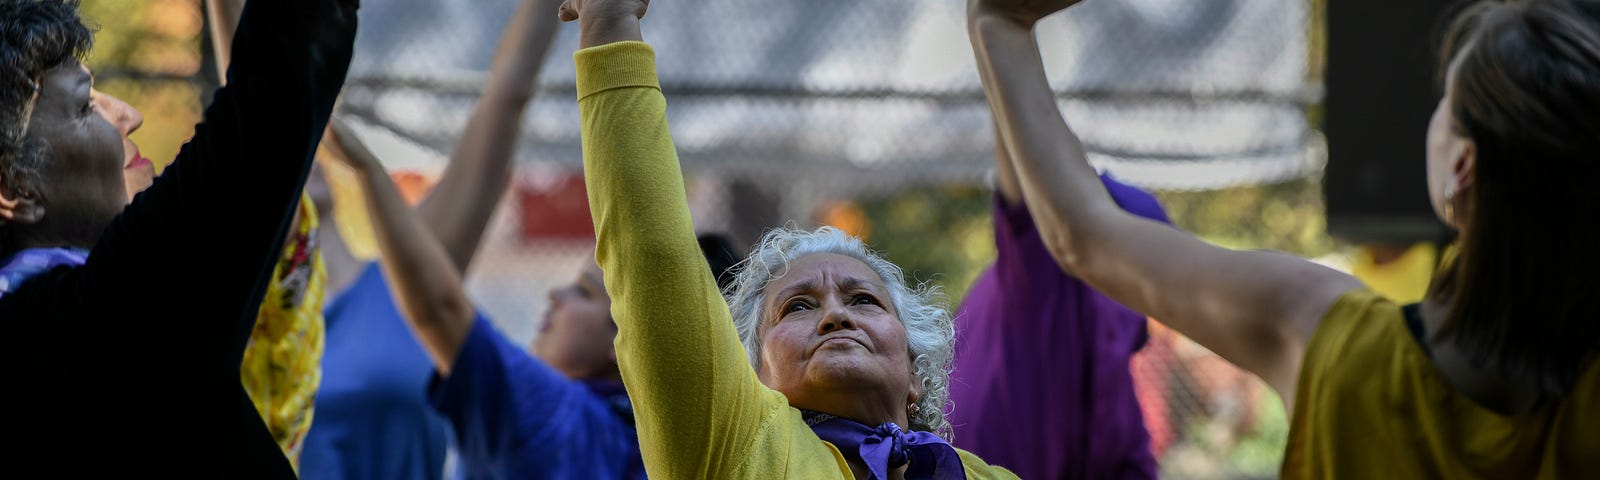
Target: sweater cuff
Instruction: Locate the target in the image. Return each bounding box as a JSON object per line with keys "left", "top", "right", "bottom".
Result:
{"left": 575, "top": 41, "right": 660, "bottom": 101}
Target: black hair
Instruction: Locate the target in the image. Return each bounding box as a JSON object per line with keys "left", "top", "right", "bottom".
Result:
{"left": 698, "top": 232, "right": 743, "bottom": 291}
{"left": 0, "top": 0, "right": 93, "bottom": 250}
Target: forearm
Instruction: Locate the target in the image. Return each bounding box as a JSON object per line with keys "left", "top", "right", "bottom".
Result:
{"left": 990, "top": 118, "right": 1025, "bottom": 207}
{"left": 417, "top": 0, "right": 564, "bottom": 271}
{"left": 577, "top": 39, "right": 758, "bottom": 478}
{"left": 483, "top": 0, "right": 565, "bottom": 105}
{"left": 357, "top": 165, "right": 475, "bottom": 375}
{"left": 970, "top": 12, "right": 1120, "bottom": 270}
{"left": 206, "top": 0, "right": 246, "bottom": 80}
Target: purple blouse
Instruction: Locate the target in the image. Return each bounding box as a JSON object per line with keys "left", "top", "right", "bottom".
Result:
{"left": 949, "top": 174, "right": 1169, "bottom": 479}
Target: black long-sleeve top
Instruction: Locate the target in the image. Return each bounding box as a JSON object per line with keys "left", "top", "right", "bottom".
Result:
{"left": 0, "top": 0, "right": 358, "bottom": 475}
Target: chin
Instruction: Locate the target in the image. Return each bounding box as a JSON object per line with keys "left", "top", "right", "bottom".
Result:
{"left": 804, "top": 352, "right": 887, "bottom": 389}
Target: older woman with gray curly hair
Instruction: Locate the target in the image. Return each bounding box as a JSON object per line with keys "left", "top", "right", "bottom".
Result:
{"left": 561, "top": 0, "right": 1016, "bottom": 478}
{"left": 725, "top": 226, "right": 958, "bottom": 439}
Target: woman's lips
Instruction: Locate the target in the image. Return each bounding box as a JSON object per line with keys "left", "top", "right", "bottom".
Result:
{"left": 124, "top": 150, "right": 152, "bottom": 171}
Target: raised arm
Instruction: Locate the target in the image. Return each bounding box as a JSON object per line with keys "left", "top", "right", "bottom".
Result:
{"left": 415, "top": 0, "right": 565, "bottom": 273}
{"left": 967, "top": 0, "right": 1361, "bottom": 403}
{"left": 565, "top": 0, "right": 774, "bottom": 477}
{"left": 324, "top": 119, "right": 474, "bottom": 374}
{"left": 991, "top": 118, "right": 1025, "bottom": 207}
{"left": 78, "top": 0, "right": 357, "bottom": 351}
{"left": 206, "top": 0, "right": 246, "bottom": 81}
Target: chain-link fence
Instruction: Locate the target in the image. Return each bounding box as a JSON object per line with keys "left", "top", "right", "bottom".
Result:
{"left": 88, "top": 0, "right": 1325, "bottom": 476}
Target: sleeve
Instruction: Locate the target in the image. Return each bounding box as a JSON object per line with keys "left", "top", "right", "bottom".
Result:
{"left": 68, "top": 0, "right": 358, "bottom": 359}
{"left": 576, "top": 41, "right": 776, "bottom": 479}
{"left": 427, "top": 316, "right": 588, "bottom": 474}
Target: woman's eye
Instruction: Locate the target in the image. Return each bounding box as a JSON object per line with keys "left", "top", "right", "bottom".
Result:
{"left": 852, "top": 295, "right": 878, "bottom": 307}
{"left": 784, "top": 301, "right": 812, "bottom": 313}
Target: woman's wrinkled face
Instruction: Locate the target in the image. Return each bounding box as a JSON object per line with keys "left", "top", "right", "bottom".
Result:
{"left": 25, "top": 63, "right": 128, "bottom": 231}
{"left": 531, "top": 261, "right": 618, "bottom": 379}
{"left": 757, "top": 253, "right": 917, "bottom": 416}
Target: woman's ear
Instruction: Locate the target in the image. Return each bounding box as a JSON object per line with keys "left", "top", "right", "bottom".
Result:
{"left": 0, "top": 181, "right": 44, "bottom": 224}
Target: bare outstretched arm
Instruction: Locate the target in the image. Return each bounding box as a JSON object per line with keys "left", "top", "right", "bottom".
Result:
{"left": 967, "top": 0, "right": 1362, "bottom": 405}
{"left": 417, "top": 0, "right": 566, "bottom": 273}
{"left": 325, "top": 118, "right": 475, "bottom": 375}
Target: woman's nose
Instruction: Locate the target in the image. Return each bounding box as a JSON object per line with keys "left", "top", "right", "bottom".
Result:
{"left": 815, "top": 302, "right": 857, "bottom": 334}
{"left": 91, "top": 89, "right": 143, "bottom": 135}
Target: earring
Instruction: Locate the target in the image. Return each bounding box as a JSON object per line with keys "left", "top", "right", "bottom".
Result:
{"left": 907, "top": 403, "right": 920, "bottom": 416}
{"left": 1443, "top": 184, "right": 1457, "bottom": 226}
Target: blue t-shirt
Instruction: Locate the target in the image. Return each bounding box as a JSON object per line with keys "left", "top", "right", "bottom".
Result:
{"left": 429, "top": 317, "right": 645, "bottom": 480}
{"left": 301, "top": 263, "right": 459, "bottom": 480}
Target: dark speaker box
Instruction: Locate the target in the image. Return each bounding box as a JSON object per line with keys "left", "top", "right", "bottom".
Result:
{"left": 1323, "top": 0, "right": 1459, "bottom": 243}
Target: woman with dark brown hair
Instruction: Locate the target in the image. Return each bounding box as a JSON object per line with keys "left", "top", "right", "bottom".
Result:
{"left": 969, "top": 0, "right": 1599, "bottom": 477}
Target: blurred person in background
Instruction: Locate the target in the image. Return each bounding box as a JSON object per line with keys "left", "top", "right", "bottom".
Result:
{"left": 970, "top": 0, "right": 1599, "bottom": 477}
{"left": 287, "top": 0, "right": 567, "bottom": 478}
{"left": 324, "top": 116, "right": 741, "bottom": 479}
{"left": 947, "top": 115, "right": 1171, "bottom": 477}
{"left": 560, "top": 0, "right": 1018, "bottom": 477}
{"left": 0, "top": 0, "right": 354, "bottom": 475}
{"left": 1350, "top": 241, "right": 1441, "bottom": 304}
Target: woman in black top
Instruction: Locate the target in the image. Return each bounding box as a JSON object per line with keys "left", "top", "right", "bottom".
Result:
{"left": 0, "top": 0, "right": 357, "bottom": 476}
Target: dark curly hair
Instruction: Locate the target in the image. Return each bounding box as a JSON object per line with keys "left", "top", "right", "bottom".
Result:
{"left": 0, "top": 0, "right": 93, "bottom": 245}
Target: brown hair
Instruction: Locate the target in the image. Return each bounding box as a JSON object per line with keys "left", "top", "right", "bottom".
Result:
{"left": 1428, "top": 0, "right": 1600, "bottom": 396}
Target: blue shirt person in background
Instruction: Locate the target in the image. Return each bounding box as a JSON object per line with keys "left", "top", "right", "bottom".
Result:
{"left": 323, "top": 107, "right": 742, "bottom": 478}
{"left": 294, "top": 0, "right": 567, "bottom": 477}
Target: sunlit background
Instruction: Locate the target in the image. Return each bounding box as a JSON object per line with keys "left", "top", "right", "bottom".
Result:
{"left": 83, "top": 0, "right": 1372, "bottom": 477}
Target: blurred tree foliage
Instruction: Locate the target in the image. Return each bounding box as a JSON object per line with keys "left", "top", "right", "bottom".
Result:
{"left": 81, "top": 0, "right": 206, "bottom": 170}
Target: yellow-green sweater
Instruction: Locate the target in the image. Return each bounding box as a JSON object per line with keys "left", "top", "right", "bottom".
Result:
{"left": 575, "top": 41, "right": 1017, "bottom": 479}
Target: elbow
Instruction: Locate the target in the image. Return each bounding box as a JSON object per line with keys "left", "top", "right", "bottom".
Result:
{"left": 407, "top": 290, "right": 477, "bottom": 334}
{"left": 1037, "top": 223, "right": 1093, "bottom": 277}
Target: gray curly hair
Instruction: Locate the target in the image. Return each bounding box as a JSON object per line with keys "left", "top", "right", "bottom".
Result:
{"left": 723, "top": 226, "right": 956, "bottom": 438}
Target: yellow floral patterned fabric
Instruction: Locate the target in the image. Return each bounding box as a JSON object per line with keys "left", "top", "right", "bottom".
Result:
{"left": 241, "top": 193, "right": 326, "bottom": 470}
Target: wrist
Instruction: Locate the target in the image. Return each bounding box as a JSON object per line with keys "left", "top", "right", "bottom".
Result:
{"left": 578, "top": 12, "right": 642, "bottom": 48}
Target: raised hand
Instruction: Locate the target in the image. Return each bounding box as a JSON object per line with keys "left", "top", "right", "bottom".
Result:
{"left": 558, "top": 0, "right": 649, "bottom": 22}
{"left": 969, "top": 0, "right": 1087, "bottom": 28}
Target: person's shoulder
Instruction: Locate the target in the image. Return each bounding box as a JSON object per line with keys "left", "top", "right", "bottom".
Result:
{"left": 0, "top": 267, "right": 80, "bottom": 314}
{"left": 1296, "top": 288, "right": 1414, "bottom": 412}
{"left": 955, "top": 447, "right": 1021, "bottom": 480}
{"left": 1310, "top": 288, "right": 1402, "bottom": 352}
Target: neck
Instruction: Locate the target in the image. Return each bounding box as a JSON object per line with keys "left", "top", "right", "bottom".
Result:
{"left": 9, "top": 225, "right": 99, "bottom": 254}
{"left": 802, "top": 390, "right": 910, "bottom": 433}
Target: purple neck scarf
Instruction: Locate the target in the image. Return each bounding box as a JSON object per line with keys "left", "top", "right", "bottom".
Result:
{"left": 0, "top": 247, "right": 88, "bottom": 300}
{"left": 802, "top": 410, "right": 966, "bottom": 480}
